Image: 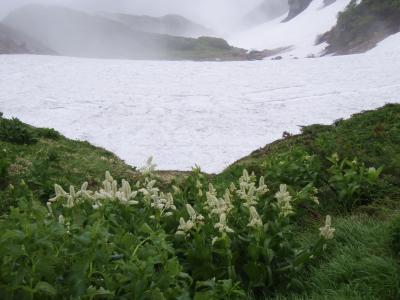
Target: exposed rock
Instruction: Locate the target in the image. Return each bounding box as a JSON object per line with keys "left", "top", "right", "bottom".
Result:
{"left": 283, "top": 0, "right": 313, "bottom": 22}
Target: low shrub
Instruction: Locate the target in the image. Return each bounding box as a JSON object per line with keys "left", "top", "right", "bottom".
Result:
{"left": 0, "top": 117, "right": 37, "bottom": 145}
{"left": 36, "top": 127, "right": 61, "bottom": 140}
{"left": 327, "top": 154, "right": 383, "bottom": 211}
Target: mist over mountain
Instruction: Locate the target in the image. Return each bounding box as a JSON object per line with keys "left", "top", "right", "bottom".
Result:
{"left": 239, "top": 0, "right": 289, "bottom": 30}
{"left": 0, "top": 22, "right": 55, "bottom": 54}
{"left": 3, "top": 4, "right": 268, "bottom": 61}
{"left": 103, "top": 13, "right": 214, "bottom": 38}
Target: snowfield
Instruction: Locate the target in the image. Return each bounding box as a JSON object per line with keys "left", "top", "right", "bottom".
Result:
{"left": 0, "top": 43, "right": 399, "bottom": 172}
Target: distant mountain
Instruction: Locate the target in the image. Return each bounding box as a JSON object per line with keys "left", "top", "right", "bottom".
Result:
{"left": 104, "top": 13, "right": 214, "bottom": 38}
{"left": 239, "top": 0, "right": 289, "bottom": 29}
{"left": 3, "top": 4, "right": 266, "bottom": 61}
{"left": 0, "top": 22, "right": 54, "bottom": 55}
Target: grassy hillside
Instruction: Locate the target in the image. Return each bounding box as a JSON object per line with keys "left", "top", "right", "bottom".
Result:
{"left": 0, "top": 114, "right": 139, "bottom": 213}
{"left": 0, "top": 104, "right": 399, "bottom": 299}
{"left": 319, "top": 0, "right": 400, "bottom": 54}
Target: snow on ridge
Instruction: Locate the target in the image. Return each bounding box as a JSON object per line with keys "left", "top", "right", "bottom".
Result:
{"left": 368, "top": 32, "right": 400, "bottom": 55}
{"left": 0, "top": 51, "right": 399, "bottom": 173}
{"left": 228, "top": 0, "right": 352, "bottom": 58}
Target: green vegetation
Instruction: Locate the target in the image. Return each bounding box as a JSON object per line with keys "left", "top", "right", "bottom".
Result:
{"left": 0, "top": 104, "right": 400, "bottom": 299}
{"left": 320, "top": 0, "right": 400, "bottom": 54}
{"left": 0, "top": 115, "right": 137, "bottom": 212}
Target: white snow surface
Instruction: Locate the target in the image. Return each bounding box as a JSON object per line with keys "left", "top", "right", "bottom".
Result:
{"left": 228, "top": 0, "right": 352, "bottom": 58}
{"left": 0, "top": 48, "right": 400, "bottom": 173}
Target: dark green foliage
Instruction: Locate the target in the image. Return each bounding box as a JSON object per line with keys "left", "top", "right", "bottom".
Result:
{"left": 0, "top": 117, "right": 38, "bottom": 145}
{"left": 326, "top": 154, "right": 383, "bottom": 211}
{"left": 321, "top": 0, "right": 400, "bottom": 54}
{"left": 389, "top": 215, "right": 400, "bottom": 257}
{"left": 36, "top": 127, "right": 61, "bottom": 140}
{"left": 0, "top": 156, "right": 9, "bottom": 187}
{"left": 0, "top": 198, "right": 190, "bottom": 299}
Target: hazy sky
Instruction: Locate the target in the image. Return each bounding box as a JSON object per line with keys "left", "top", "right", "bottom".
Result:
{"left": 0, "top": 0, "right": 263, "bottom": 31}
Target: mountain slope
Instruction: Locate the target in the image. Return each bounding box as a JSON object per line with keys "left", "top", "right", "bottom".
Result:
{"left": 3, "top": 4, "right": 255, "bottom": 61}
{"left": 318, "top": 0, "right": 400, "bottom": 54}
{"left": 105, "top": 13, "right": 214, "bottom": 38}
{"left": 238, "top": 0, "right": 289, "bottom": 30}
{"left": 0, "top": 22, "right": 54, "bottom": 55}
{"left": 229, "top": 0, "right": 351, "bottom": 58}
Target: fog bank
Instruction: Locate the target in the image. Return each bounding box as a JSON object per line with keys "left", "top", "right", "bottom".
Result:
{"left": 0, "top": 0, "right": 272, "bottom": 32}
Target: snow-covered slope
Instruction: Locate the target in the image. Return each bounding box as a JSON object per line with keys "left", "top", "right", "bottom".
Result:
{"left": 0, "top": 49, "right": 399, "bottom": 172}
{"left": 229, "top": 0, "right": 351, "bottom": 58}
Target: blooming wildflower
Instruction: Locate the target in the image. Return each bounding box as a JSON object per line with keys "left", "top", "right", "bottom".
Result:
{"left": 176, "top": 217, "right": 195, "bottom": 236}
{"left": 275, "top": 184, "right": 294, "bottom": 217}
{"left": 257, "top": 176, "right": 269, "bottom": 195}
{"left": 46, "top": 201, "right": 53, "bottom": 215}
{"left": 172, "top": 185, "right": 181, "bottom": 194}
{"left": 139, "top": 179, "right": 159, "bottom": 205}
{"left": 319, "top": 215, "right": 335, "bottom": 240}
{"left": 248, "top": 206, "right": 263, "bottom": 229}
{"left": 236, "top": 169, "right": 268, "bottom": 208}
{"left": 139, "top": 156, "right": 157, "bottom": 175}
{"left": 214, "top": 213, "right": 234, "bottom": 234}
{"left": 58, "top": 215, "right": 65, "bottom": 224}
{"left": 208, "top": 183, "right": 217, "bottom": 196}
{"left": 49, "top": 184, "right": 67, "bottom": 202}
{"left": 186, "top": 204, "right": 204, "bottom": 223}
{"left": 229, "top": 182, "right": 236, "bottom": 193}
{"left": 205, "top": 191, "right": 233, "bottom": 216}
{"left": 150, "top": 191, "right": 176, "bottom": 217}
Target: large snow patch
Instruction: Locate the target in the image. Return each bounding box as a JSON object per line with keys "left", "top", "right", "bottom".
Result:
{"left": 0, "top": 51, "right": 399, "bottom": 172}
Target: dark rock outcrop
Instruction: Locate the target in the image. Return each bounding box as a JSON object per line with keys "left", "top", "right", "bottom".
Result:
{"left": 283, "top": 0, "right": 313, "bottom": 22}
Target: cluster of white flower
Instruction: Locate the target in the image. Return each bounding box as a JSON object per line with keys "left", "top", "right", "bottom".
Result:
{"left": 139, "top": 177, "right": 176, "bottom": 217}
{"left": 150, "top": 192, "right": 176, "bottom": 218}
{"left": 275, "top": 184, "right": 294, "bottom": 217}
{"left": 247, "top": 206, "right": 263, "bottom": 229}
{"left": 176, "top": 204, "right": 205, "bottom": 237}
{"left": 205, "top": 187, "right": 234, "bottom": 217}
{"left": 94, "top": 171, "right": 139, "bottom": 206}
{"left": 236, "top": 170, "right": 269, "bottom": 208}
{"left": 47, "top": 182, "right": 92, "bottom": 213}
{"left": 139, "top": 156, "right": 157, "bottom": 176}
{"left": 319, "top": 215, "right": 335, "bottom": 240}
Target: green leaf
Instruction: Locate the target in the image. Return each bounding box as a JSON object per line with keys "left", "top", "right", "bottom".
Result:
{"left": 34, "top": 281, "right": 57, "bottom": 297}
